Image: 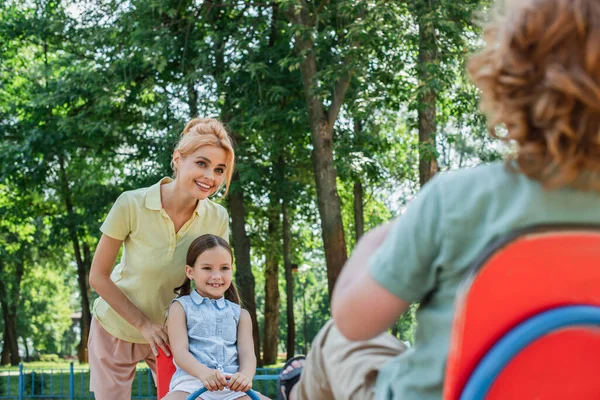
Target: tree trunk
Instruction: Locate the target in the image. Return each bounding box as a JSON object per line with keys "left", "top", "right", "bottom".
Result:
{"left": 187, "top": 80, "right": 199, "bottom": 118}
{"left": 352, "top": 119, "right": 365, "bottom": 242}
{"left": 1, "top": 323, "right": 9, "bottom": 365}
{"left": 75, "top": 257, "right": 91, "bottom": 363}
{"left": 292, "top": 17, "right": 350, "bottom": 296}
{"left": 282, "top": 199, "right": 295, "bottom": 358}
{"left": 228, "top": 171, "right": 261, "bottom": 365}
{"left": 0, "top": 305, "right": 19, "bottom": 366}
{"left": 58, "top": 156, "right": 91, "bottom": 363}
{"left": 22, "top": 337, "right": 30, "bottom": 362}
{"left": 0, "top": 256, "right": 24, "bottom": 366}
{"left": 353, "top": 181, "right": 364, "bottom": 242}
{"left": 262, "top": 203, "right": 280, "bottom": 365}
{"left": 417, "top": 6, "right": 439, "bottom": 187}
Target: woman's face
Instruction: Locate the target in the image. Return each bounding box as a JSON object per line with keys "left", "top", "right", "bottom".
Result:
{"left": 173, "top": 145, "right": 228, "bottom": 200}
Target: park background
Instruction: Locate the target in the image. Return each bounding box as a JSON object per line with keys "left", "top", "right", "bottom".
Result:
{"left": 0, "top": 0, "right": 501, "bottom": 381}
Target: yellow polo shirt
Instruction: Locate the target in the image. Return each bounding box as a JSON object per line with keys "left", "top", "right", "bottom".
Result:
{"left": 92, "top": 177, "right": 230, "bottom": 343}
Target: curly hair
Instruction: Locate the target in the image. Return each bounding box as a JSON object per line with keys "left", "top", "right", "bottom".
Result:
{"left": 468, "top": 0, "right": 600, "bottom": 190}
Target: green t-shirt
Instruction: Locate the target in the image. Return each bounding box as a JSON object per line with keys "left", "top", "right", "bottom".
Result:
{"left": 370, "top": 162, "right": 600, "bottom": 400}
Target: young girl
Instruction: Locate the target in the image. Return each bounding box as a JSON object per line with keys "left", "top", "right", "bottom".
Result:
{"left": 164, "top": 234, "right": 265, "bottom": 400}
{"left": 88, "top": 118, "right": 234, "bottom": 399}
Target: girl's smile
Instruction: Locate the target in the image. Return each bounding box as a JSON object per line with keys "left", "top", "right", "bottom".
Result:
{"left": 186, "top": 246, "right": 233, "bottom": 300}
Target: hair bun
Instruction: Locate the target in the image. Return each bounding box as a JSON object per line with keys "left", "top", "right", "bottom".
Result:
{"left": 181, "top": 118, "right": 230, "bottom": 141}
{"left": 182, "top": 118, "right": 217, "bottom": 136}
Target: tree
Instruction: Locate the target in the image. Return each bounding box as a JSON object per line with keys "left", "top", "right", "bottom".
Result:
{"left": 279, "top": 0, "right": 352, "bottom": 294}
{"left": 0, "top": 184, "right": 37, "bottom": 365}
{"left": 0, "top": 0, "right": 164, "bottom": 361}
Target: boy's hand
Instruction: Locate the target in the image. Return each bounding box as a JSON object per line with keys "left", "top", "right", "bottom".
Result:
{"left": 226, "top": 372, "right": 252, "bottom": 392}
{"left": 199, "top": 369, "right": 227, "bottom": 391}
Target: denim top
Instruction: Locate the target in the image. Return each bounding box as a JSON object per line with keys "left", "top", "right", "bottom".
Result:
{"left": 171, "top": 290, "right": 241, "bottom": 384}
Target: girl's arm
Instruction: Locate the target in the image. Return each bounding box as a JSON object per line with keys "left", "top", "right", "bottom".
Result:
{"left": 167, "top": 302, "right": 227, "bottom": 391}
{"left": 228, "top": 309, "right": 256, "bottom": 392}
{"left": 89, "top": 234, "right": 170, "bottom": 356}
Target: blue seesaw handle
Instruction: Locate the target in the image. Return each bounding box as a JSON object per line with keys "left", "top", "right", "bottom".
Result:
{"left": 186, "top": 386, "right": 261, "bottom": 400}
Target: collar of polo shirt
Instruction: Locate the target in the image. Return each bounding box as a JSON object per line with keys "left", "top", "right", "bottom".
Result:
{"left": 144, "top": 177, "right": 205, "bottom": 215}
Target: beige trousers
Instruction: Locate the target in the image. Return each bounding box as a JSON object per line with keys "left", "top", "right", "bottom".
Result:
{"left": 88, "top": 317, "right": 157, "bottom": 399}
{"left": 294, "top": 320, "right": 407, "bottom": 400}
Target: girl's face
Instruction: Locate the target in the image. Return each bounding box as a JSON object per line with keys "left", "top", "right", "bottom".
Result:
{"left": 186, "top": 246, "right": 233, "bottom": 300}
{"left": 173, "top": 145, "right": 228, "bottom": 200}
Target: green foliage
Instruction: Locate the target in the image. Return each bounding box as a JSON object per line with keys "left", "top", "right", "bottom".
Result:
{"left": 0, "top": 0, "right": 503, "bottom": 357}
{"left": 39, "top": 354, "right": 60, "bottom": 362}
{"left": 18, "top": 265, "right": 73, "bottom": 355}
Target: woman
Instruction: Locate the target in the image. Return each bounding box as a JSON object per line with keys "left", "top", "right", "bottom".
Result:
{"left": 88, "top": 118, "right": 234, "bottom": 399}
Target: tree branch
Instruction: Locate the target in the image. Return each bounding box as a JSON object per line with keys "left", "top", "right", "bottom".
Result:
{"left": 327, "top": 60, "right": 353, "bottom": 128}
{"left": 310, "top": 0, "right": 330, "bottom": 26}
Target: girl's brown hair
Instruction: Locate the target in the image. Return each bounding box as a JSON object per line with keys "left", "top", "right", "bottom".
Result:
{"left": 174, "top": 234, "right": 242, "bottom": 305}
{"left": 172, "top": 118, "right": 236, "bottom": 196}
{"left": 468, "top": 0, "right": 600, "bottom": 190}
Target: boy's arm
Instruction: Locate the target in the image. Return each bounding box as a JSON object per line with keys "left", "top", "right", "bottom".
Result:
{"left": 332, "top": 175, "right": 443, "bottom": 342}
{"left": 167, "top": 302, "right": 226, "bottom": 391}
{"left": 331, "top": 223, "right": 410, "bottom": 341}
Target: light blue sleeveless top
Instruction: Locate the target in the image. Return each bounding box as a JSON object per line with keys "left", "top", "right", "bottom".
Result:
{"left": 171, "top": 290, "right": 241, "bottom": 384}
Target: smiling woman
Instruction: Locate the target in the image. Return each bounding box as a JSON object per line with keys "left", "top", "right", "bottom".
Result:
{"left": 87, "top": 118, "right": 235, "bottom": 400}
{"left": 171, "top": 118, "right": 235, "bottom": 198}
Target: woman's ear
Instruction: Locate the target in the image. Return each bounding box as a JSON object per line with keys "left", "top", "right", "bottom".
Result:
{"left": 172, "top": 151, "right": 181, "bottom": 168}
{"left": 185, "top": 264, "right": 194, "bottom": 280}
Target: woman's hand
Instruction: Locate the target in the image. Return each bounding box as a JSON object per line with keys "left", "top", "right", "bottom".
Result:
{"left": 226, "top": 372, "right": 253, "bottom": 392}
{"left": 199, "top": 369, "right": 227, "bottom": 391}
{"left": 139, "top": 321, "right": 170, "bottom": 357}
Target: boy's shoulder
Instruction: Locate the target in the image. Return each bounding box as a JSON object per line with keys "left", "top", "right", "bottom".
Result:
{"left": 431, "top": 162, "right": 520, "bottom": 201}
{"left": 434, "top": 162, "right": 510, "bottom": 187}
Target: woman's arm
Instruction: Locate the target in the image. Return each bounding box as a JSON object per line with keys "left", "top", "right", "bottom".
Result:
{"left": 331, "top": 223, "right": 410, "bottom": 341}
{"left": 89, "top": 234, "right": 170, "bottom": 356}
{"left": 167, "top": 302, "right": 226, "bottom": 391}
{"left": 227, "top": 309, "right": 255, "bottom": 392}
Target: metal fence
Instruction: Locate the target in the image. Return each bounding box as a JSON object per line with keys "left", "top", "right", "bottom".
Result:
{"left": 0, "top": 364, "right": 280, "bottom": 399}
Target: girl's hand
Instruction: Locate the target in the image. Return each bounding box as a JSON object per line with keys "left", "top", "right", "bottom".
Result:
{"left": 200, "top": 369, "right": 227, "bottom": 391}
{"left": 226, "top": 372, "right": 252, "bottom": 392}
{"left": 139, "top": 321, "right": 170, "bottom": 356}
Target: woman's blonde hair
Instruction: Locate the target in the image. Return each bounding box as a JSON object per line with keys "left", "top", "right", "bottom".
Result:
{"left": 172, "top": 118, "right": 235, "bottom": 196}
{"left": 468, "top": 0, "right": 600, "bottom": 190}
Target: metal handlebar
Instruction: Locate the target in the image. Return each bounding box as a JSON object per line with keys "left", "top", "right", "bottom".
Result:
{"left": 185, "top": 386, "right": 261, "bottom": 400}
